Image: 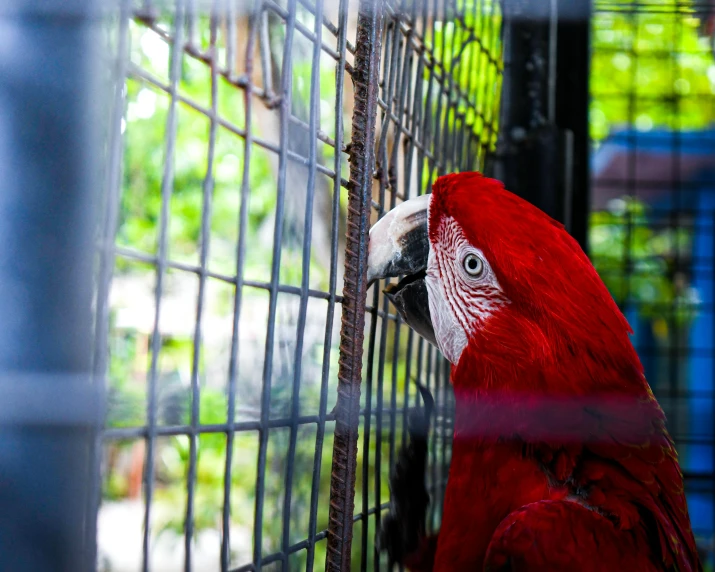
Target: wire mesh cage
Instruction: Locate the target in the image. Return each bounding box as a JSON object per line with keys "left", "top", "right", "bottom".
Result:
{"left": 356, "top": 0, "right": 503, "bottom": 569}
{"left": 589, "top": 0, "right": 715, "bottom": 564}
{"left": 95, "top": 0, "right": 503, "bottom": 570}
{"left": 12, "top": 0, "right": 715, "bottom": 570}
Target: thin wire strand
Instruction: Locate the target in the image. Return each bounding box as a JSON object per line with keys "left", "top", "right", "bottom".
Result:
{"left": 141, "top": 2, "right": 186, "bottom": 570}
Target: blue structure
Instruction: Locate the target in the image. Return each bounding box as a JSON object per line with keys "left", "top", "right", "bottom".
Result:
{"left": 592, "top": 129, "right": 715, "bottom": 542}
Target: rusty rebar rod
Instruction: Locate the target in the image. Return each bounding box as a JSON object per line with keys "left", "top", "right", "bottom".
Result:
{"left": 326, "top": 0, "right": 385, "bottom": 569}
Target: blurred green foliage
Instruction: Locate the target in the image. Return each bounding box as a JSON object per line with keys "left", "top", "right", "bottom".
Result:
{"left": 588, "top": 2, "right": 713, "bottom": 332}
{"left": 591, "top": 8, "right": 714, "bottom": 142}
{"left": 589, "top": 198, "right": 699, "bottom": 326}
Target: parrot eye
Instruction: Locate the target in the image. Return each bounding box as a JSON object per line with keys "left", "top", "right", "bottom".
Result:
{"left": 463, "top": 253, "right": 484, "bottom": 277}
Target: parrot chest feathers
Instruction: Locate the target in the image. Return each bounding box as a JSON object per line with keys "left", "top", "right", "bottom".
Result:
{"left": 436, "top": 395, "right": 700, "bottom": 572}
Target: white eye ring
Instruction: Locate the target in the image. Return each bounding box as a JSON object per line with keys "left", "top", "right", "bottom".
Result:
{"left": 463, "top": 253, "right": 484, "bottom": 277}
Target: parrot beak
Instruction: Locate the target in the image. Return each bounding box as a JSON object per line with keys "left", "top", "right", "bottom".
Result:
{"left": 366, "top": 193, "right": 436, "bottom": 346}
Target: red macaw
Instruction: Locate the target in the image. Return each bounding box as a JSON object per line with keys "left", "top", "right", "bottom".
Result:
{"left": 368, "top": 172, "right": 701, "bottom": 571}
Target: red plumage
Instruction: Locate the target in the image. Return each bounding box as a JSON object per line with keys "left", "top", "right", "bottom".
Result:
{"left": 416, "top": 172, "right": 700, "bottom": 571}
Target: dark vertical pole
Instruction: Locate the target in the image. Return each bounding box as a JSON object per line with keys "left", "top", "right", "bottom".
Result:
{"left": 492, "top": 0, "right": 591, "bottom": 252}
{"left": 493, "top": 0, "right": 559, "bottom": 217}
{"left": 555, "top": 0, "right": 591, "bottom": 252}
{"left": 0, "top": 1, "right": 102, "bottom": 570}
{"left": 326, "top": 0, "right": 384, "bottom": 569}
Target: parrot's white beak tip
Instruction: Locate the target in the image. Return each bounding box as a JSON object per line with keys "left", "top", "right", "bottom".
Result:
{"left": 366, "top": 193, "right": 431, "bottom": 286}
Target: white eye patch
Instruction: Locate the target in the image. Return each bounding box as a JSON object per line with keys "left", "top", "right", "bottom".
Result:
{"left": 425, "top": 216, "right": 507, "bottom": 365}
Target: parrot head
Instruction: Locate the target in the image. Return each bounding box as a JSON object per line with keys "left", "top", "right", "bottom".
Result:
{"left": 368, "top": 171, "right": 642, "bottom": 394}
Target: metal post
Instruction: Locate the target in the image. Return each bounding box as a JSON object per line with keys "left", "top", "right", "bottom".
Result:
{"left": 326, "top": 0, "right": 384, "bottom": 569}
{"left": 555, "top": 0, "right": 591, "bottom": 251}
{"left": 492, "top": 0, "right": 591, "bottom": 251}
{"left": 0, "top": 0, "right": 102, "bottom": 570}
{"left": 492, "top": 0, "right": 561, "bottom": 218}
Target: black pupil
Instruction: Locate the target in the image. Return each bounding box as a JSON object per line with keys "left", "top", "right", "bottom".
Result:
{"left": 468, "top": 257, "right": 478, "bottom": 270}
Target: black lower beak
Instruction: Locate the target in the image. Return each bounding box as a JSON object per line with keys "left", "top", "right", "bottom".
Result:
{"left": 367, "top": 194, "right": 435, "bottom": 346}
{"left": 384, "top": 271, "right": 436, "bottom": 346}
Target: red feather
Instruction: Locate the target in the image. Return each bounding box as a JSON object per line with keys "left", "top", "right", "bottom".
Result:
{"left": 415, "top": 172, "right": 701, "bottom": 571}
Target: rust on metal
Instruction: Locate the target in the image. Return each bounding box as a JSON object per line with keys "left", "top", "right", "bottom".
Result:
{"left": 326, "top": 0, "right": 385, "bottom": 569}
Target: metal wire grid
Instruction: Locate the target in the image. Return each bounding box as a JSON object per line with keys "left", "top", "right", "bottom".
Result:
{"left": 99, "top": 0, "right": 357, "bottom": 569}
{"left": 95, "top": 0, "right": 502, "bottom": 570}
{"left": 591, "top": 0, "right": 715, "bottom": 562}
{"left": 352, "top": 0, "right": 503, "bottom": 569}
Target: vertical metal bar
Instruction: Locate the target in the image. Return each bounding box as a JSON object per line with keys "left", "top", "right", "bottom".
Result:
{"left": 416, "top": 0, "right": 434, "bottom": 187}
{"left": 425, "top": 0, "right": 441, "bottom": 181}
{"left": 469, "top": 0, "right": 488, "bottom": 168}
{"left": 221, "top": 0, "right": 262, "bottom": 568}
{"left": 387, "top": 0, "right": 414, "bottom": 466}
{"left": 669, "top": 13, "right": 682, "bottom": 450}
{"left": 712, "top": 211, "right": 715, "bottom": 549}
{"left": 370, "top": 8, "right": 406, "bottom": 570}
{"left": 494, "top": 0, "right": 560, "bottom": 219}
{"left": 359, "top": 12, "right": 398, "bottom": 553}
{"left": 92, "top": 0, "right": 130, "bottom": 426}
{"left": 375, "top": 14, "right": 396, "bottom": 204}
{"left": 412, "top": 0, "right": 430, "bottom": 191}
{"left": 430, "top": 0, "right": 448, "bottom": 177}
{"left": 184, "top": 3, "right": 220, "bottom": 570}
{"left": 360, "top": 11, "right": 395, "bottom": 572}
{"left": 281, "top": 0, "right": 324, "bottom": 563}
{"left": 547, "top": 0, "right": 558, "bottom": 124}
{"left": 225, "top": 0, "right": 236, "bottom": 75}
{"left": 305, "top": 0, "right": 350, "bottom": 566}
{"left": 425, "top": 346, "right": 437, "bottom": 530}
{"left": 372, "top": 291, "right": 393, "bottom": 572}
{"left": 414, "top": 333, "right": 426, "bottom": 411}
{"left": 484, "top": 0, "right": 502, "bottom": 155}
{"left": 0, "top": 0, "right": 102, "bottom": 570}
{"left": 361, "top": 288, "right": 380, "bottom": 568}
{"left": 254, "top": 0, "right": 298, "bottom": 566}
{"left": 554, "top": 0, "right": 590, "bottom": 250}
{"left": 187, "top": 0, "right": 198, "bottom": 48}
{"left": 142, "top": 2, "right": 186, "bottom": 570}
{"left": 388, "top": 316, "right": 402, "bottom": 477}
{"left": 326, "top": 0, "right": 385, "bottom": 568}
{"left": 461, "top": 0, "right": 479, "bottom": 169}
{"left": 622, "top": 7, "right": 636, "bottom": 374}
{"left": 361, "top": 287, "right": 378, "bottom": 571}
{"left": 376, "top": 0, "right": 416, "bottom": 556}
{"left": 401, "top": 331, "right": 416, "bottom": 445}
{"left": 259, "top": 11, "right": 275, "bottom": 98}
{"left": 444, "top": 2, "right": 462, "bottom": 171}
{"left": 437, "top": 0, "right": 459, "bottom": 175}
{"left": 402, "top": 10, "right": 424, "bottom": 201}
{"left": 88, "top": 0, "right": 131, "bottom": 566}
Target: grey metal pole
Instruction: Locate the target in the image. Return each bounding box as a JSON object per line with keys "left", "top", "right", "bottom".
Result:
{"left": 0, "top": 0, "right": 103, "bottom": 570}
